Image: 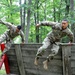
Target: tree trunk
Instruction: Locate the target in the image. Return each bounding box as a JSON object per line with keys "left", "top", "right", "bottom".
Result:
{"left": 10, "top": 0, "right": 13, "bottom": 24}
{"left": 7, "top": 0, "right": 13, "bottom": 23}
{"left": 53, "top": 0, "right": 56, "bottom": 22}
{"left": 70, "top": 0, "right": 75, "bottom": 42}
{"left": 58, "top": 0, "right": 62, "bottom": 22}
{"left": 65, "top": 0, "right": 70, "bottom": 18}
{"left": 36, "top": 0, "right": 39, "bottom": 43}
{"left": 25, "top": 0, "right": 31, "bottom": 43}
{"left": 70, "top": 0, "right": 74, "bottom": 18}
{"left": 19, "top": 0, "right": 22, "bottom": 26}
{"left": 44, "top": 0, "right": 46, "bottom": 20}
{"left": 22, "top": 0, "right": 26, "bottom": 33}
{"left": 19, "top": 0, "right": 26, "bottom": 33}
{"left": 34, "top": 0, "right": 39, "bottom": 43}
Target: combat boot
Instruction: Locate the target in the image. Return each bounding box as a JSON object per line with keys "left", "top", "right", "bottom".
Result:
{"left": 43, "top": 60, "right": 48, "bottom": 70}
{"left": 34, "top": 57, "right": 39, "bottom": 65}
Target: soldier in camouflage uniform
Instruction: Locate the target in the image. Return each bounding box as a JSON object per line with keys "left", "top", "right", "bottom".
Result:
{"left": 34, "top": 20, "right": 74, "bottom": 70}
{"left": 0, "top": 20, "right": 25, "bottom": 57}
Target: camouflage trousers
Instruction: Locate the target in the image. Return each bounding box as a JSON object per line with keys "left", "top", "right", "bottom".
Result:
{"left": 36, "top": 37, "right": 60, "bottom": 61}
{"left": 0, "top": 32, "right": 13, "bottom": 55}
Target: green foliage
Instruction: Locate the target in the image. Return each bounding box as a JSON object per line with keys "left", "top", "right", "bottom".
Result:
{"left": 0, "top": 0, "right": 20, "bottom": 24}
{"left": 0, "top": 0, "right": 74, "bottom": 43}
{"left": 0, "top": 24, "right": 7, "bottom": 35}
{"left": 0, "top": 69, "right": 6, "bottom": 75}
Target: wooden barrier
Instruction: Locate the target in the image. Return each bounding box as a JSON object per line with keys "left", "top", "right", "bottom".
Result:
{"left": 61, "top": 43, "right": 75, "bottom": 75}
{"left": 4, "top": 43, "right": 75, "bottom": 75}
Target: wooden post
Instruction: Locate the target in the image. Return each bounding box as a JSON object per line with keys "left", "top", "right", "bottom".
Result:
{"left": 62, "top": 45, "right": 72, "bottom": 75}
{"left": 15, "top": 44, "right": 25, "bottom": 75}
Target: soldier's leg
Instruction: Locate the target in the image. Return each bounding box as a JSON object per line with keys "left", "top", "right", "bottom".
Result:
{"left": 36, "top": 37, "right": 50, "bottom": 57}
{"left": 43, "top": 43, "right": 60, "bottom": 70}
{"left": 1, "top": 47, "right": 8, "bottom": 57}
{"left": 0, "top": 33, "right": 7, "bottom": 57}
{"left": 47, "top": 43, "right": 59, "bottom": 61}
{"left": 34, "top": 37, "right": 50, "bottom": 65}
{"left": 1, "top": 41, "right": 12, "bottom": 57}
{"left": 0, "top": 33, "right": 6, "bottom": 43}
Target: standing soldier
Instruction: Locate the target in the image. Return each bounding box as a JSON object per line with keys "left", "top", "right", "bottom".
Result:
{"left": 0, "top": 20, "right": 25, "bottom": 57}
{"left": 34, "top": 20, "right": 74, "bottom": 70}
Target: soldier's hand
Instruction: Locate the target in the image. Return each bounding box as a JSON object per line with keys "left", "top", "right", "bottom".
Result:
{"left": 36, "top": 24, "right": 40, "bottom": 27}
{"left": 21, "top": 42, "right": 25, "bottom": 44}
{"left": 68, "top": 42, "right": 72, "bottom": 46}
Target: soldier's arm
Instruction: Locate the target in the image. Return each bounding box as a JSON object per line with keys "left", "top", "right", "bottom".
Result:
{"left": 20, "top": 30, "right": 25, "bottom": 43}
{"left": 0, "top": 19, "right": 13, "bottom": 29}
{"left": 39, "top": 21, "right": 57, "bottom": 27}
{"left": 67, "top": 29, "right": 74, "bottom": 43}
{"left": 37, "top": 21, "right": 61, "bottom": 29}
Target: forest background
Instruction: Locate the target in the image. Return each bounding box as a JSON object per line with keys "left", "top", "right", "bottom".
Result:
{"left": 0, "top": 0, "right": 75, "bottom": 43}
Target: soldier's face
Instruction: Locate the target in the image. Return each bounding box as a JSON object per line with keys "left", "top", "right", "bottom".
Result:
{"left": 62, "top": 21, "right": 68, "bottom": 29}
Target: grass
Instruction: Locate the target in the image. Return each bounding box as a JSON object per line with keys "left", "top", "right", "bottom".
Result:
{"left": 0, "top": 50, "right": 2, "bottom": 55}
{"left": 0, "top": 70, "right": 6, "bottom": 74}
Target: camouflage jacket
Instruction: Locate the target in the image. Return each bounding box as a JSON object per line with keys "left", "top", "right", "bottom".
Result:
{"left": 39, "top": 21, "right": 74, "bottom": 42}
{"left": 0, "top": 20, "right": 25, "bottom": 43}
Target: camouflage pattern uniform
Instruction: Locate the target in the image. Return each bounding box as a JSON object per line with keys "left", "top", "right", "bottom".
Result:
{"left": 0, "top": 20, "right": 25, "bottom": 56}
{"left": 36, "top": 21, "right": 74, "bottom": 61}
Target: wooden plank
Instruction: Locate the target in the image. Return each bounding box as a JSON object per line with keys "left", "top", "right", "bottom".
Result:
{"left": 23, "top": 56, "right": 62, "bottom": 63}
{"left": 8, "top": 56, "right": 17, "bottom": 61}
{"left": 10, "top": 68, "right": 20, "bottom": 75}
{"left": 20, "top": 44, "right": 42, "bottom": 48}
{"left": 8, "top": 61, "right": 18, "bottom": 67}
{"left": 71, "top": 61, "right": 75, "bottom": 67}
{"left": 24, "top": 63, "right": 62, "bottom": 73}
{"left": 15, "top": 44, "right": 26, "bottom": 75}
{"left": 62, "top": 45, "right": 72, "bottom": 75}
{"left": 22, "top": 56, "right": 61, "bottom": 62}
{"left": 25, "top": 69, "right": 62, "bottom": 75}
{"left": 60, "top": 43, "right": 75, "bottom": 46}
{"left": 71, "top": 67, "right": 75, "bottom": 74}
{"left": 7, "top": 50, "right": 16, "bottom": 55}
{"left": 23, "top": 59, "right": 62, "bottom": 67}
{"left": 22, "top": 49, "right": 61, "bottom": 55}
